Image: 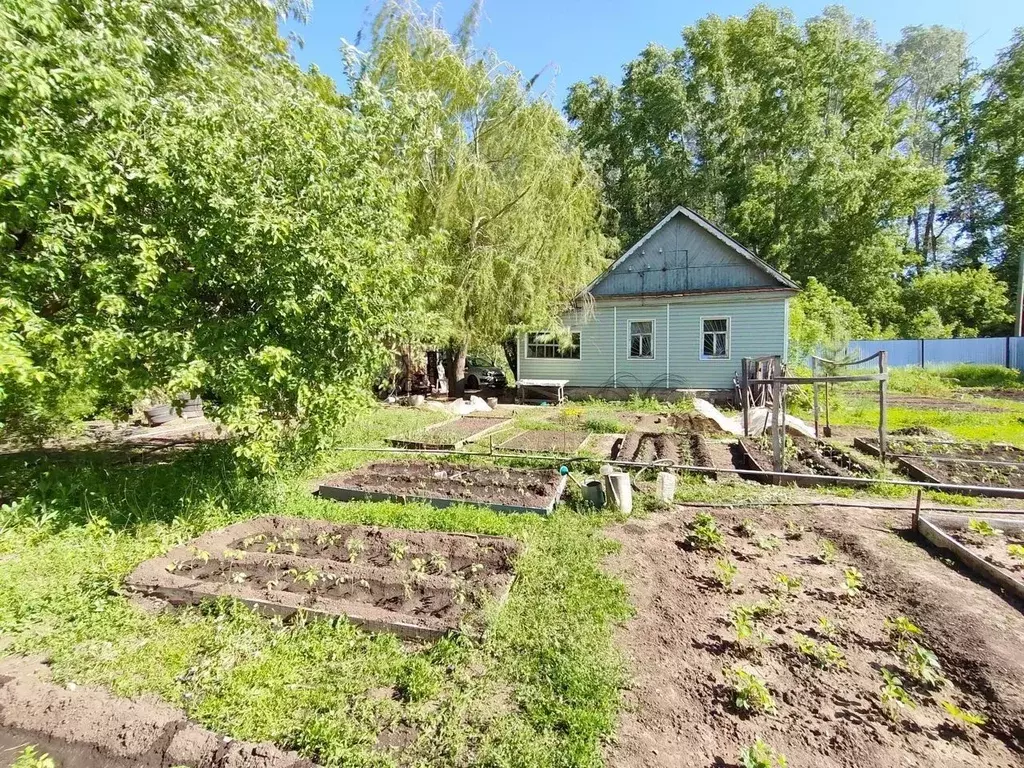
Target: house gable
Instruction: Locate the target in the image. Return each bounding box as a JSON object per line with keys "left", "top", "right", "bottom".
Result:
{"left": 587, "top": 206, "right": 798, "bottom": 298}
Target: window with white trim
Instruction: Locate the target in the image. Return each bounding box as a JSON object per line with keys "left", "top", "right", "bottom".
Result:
{"left": 701, "top": 317, "right": 730, "bottom": 359}
{"left": 628, "top": 320, "right": 654, "bottom": 359}
{"left": 525, "top": 332, "right": 581, "bottom": 360}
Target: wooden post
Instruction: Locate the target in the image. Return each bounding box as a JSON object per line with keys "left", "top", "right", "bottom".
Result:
{"left": 912, "top": 488, "right": 922, "bottom": 530}
{"left": 812, "top": 357, "right": 819, "bottom": 439}
{"left": 878, "top": 350, "right": 888, "bottom": 464}
{"left": 771, "top": 376, "right": 782, "bottom": 476}
{"left": 741, "top": 358, "right": 750, "bottom": 437}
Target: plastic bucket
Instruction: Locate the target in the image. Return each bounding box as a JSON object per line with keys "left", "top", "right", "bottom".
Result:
{"left": 582, "top": 479, "right": 606, "bottom": 509}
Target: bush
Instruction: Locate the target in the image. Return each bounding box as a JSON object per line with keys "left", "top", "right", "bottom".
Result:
{"left": 944, "top": 364, "right": 1024, "bottom": 389}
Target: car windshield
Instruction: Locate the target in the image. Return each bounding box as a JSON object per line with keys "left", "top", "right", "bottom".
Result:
{"left": 468, "top": 358, "right": 494, "bottom": 368}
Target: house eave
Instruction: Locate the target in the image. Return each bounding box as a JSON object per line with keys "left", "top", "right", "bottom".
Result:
{"left": 573, "top": 286, "right": 798, "bottom": 307}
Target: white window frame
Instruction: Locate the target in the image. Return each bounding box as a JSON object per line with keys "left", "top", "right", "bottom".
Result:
{"left": 626, "top": 318, "right": 657, "bottom": 361}
{"left": 524, "top": 331, "right": 582, "bottom": 361}
{"left": 699, "top": 316, "right": 731, "bottom": 361}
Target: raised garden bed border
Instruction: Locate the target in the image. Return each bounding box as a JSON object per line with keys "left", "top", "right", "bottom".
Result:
{"left": 738, "top": 437, "right": 871, "bottom": 488}
{"left": 126, "top": 517, "right": 520, "bottom": 640}
{"left": 854, "top": 437, "right": 1024, "bottom": 499}
{"left": 916, "top": 512, "right": 1024, "bottom": 602}
{"left": 385, "top": 416, "right": 511, "bottom": 450}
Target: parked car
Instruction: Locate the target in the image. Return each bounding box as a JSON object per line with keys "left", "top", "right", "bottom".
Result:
{"left": 465, "top": 357, "right": 508, "bottom": 391}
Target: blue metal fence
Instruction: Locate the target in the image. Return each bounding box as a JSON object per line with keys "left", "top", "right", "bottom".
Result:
{"left": 841, "top": 337, "right": 1024, "bottom": 371}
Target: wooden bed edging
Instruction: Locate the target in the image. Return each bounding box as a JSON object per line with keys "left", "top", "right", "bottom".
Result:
{"left": 916, "top": 516, "right": 1024, "bottom": 603}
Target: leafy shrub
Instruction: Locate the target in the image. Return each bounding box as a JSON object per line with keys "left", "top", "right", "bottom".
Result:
{"left": 945, "top": 363, "right": 1023, "bottom": 389}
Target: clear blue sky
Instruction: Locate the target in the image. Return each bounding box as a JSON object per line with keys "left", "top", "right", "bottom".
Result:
{"left": 282, "top": 1, "right": 1024, "bottom": 106}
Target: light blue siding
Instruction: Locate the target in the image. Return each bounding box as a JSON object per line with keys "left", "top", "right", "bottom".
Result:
{"left": 591, "top": 213, "right": 779, "bottom": 297}
{"left": 519, "top": 294, "right": 790, "bottom": 390}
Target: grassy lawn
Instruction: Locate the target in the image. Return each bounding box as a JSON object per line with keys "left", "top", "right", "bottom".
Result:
{"left": 0, "top": 407, "right": 630, "bottom": 768}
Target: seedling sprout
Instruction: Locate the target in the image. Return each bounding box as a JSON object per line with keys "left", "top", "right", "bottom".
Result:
{"left": 941, "top": 700, "right": 987, "bottom": 729}
{"left": 724, "top": 665, "right": 775, "bottom": 713}
{"left": 738, "top": 739, "right": 788, "bottom": 768}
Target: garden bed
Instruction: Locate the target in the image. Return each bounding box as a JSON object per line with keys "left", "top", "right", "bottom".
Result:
{"left": 126, "top": 517, "right": 520, "bottom": 640}
{"left": 606, "top": 506, "right": 1024, "bottom": 767}
{"left": 0, "top": 659, "right": 315, "bottom": 768}
{"left": 612, "top": 431, "right": 715, "bottom": 474}
{"left": 496, "top": 429, "right": 588, "bottom": 454}
{"left": 385, "top": 416, "right": 510, "bottom": 449}
{"left": 740, "top": 435, "right": 874, "bottom": 487}
{"left": 318, "top": 461, "right": 567, "bottom": 515}
{"left": 855, "top": 437, "right": 1024, "bottom": 498}
{"left": 916, "top": 513, "right": 1024, "bottom": 601}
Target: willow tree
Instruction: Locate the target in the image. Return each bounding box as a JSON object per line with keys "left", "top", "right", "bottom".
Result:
{"left": 351, "top": 1, "right": 608, "bottom": 394}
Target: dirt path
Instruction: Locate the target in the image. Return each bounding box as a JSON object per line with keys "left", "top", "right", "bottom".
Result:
{"left": 605, "top": 504, "right": 1024, "bottom": 767}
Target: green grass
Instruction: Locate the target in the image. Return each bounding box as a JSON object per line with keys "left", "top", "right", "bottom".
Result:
{"left": 0, "top": 406, "right": 631, "bottom": 768}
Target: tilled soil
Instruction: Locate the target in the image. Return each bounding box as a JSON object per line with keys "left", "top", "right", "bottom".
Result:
{"left": 320, "top": 461, "right": 563, "bottom": 511}
{"left": 885, "top": 395, "right": 1007, "bottom": 413}
{"left": 127, "top": 517, "right": 520, "bottom": 639}
{"left": 497, "top": 429, "right": 588, "bottom": 454}
{"left": 948, "top": 526, "right": 1024, "bottom": 585}
{"left": 613, "top": 432, "right": 715, "bottom": 469}
{"left": 613, "top": 412, "right": 725, "bottom": 436}
{"left": 860, "top": 438, "right": 1024, "bottom": 491}
{"left": 605, "top": 505, "right": 1024, "bottom": 767}
{"left": 741, "top": 437, "right": 873, "bottom": 480}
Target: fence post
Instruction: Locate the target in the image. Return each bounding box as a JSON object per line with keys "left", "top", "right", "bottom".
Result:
{"left": 1007, "top": 336, "right": 1012, "bottom": 369}
{"left": 920, "top": 338, "right": 925, "bottom": 368}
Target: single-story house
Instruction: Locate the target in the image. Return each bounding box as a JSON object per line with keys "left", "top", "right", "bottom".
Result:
{"left": 516, "top": 205, "right": 799, "bottom": 401}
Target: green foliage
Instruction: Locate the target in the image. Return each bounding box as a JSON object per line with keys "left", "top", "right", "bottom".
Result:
{"left": 11, "top": 747, "right": 55, "bottom": 768}
{"left": 686, "top": 512, "right": 723, "bottom": 551}
{"left": 1008, "top": 543, "right": 1024, "bottom": 561}
{"left": 968, "top": 518, "right": 1001, "bottom": 537}
{"left": 902, "top": 641, "right": 946, "bottom": 688}
{"left": 879, "top": 669, "right": 916, "bottom": 721}
{"left": 712, "top": 558, "right": 739, "bottom": 590}
{"left": 738, "top": 739, "right": 788, "bottom": 768}
{"left": 816, "top": 616, "right": 839, "bottom": 640}
{"left": 0, "top": 407, "right": 632, "bottom": 766}
{"left": 884, "top": 616, "right": 923, "bottom": 652}
{"left": 945, "top": 364, "right": 1024, "bottom": 389}
{"left": 792, "top": 632, "right": 846, "bottom": 669}
{"left": 730, "top": 606, "right": 768, "bottom": 654}
{"left": 816, "top": 539, "right": 838, "bottom": 564}
{"left": 842, "top": 567, "right": 864, "bottom": 597}
{"left": 724, "top": 665, "right": 775, "bottom": 714}
{"left": 0, "top": 0, "right": 433, "bottom": 460}
{"left": 774, "top": 573, "right": 802, "bottom": 597}
{"left": 941, "top": 700, "right": 987, "bottom": 729}
{"left": 788, "top": 278, "right": 877, "bottom": 362}
{"left": 898, "top": 268, "right": 1013, "bottom": 338}
{"left": 355, "top": 1, "right": 610, "bottom": 384}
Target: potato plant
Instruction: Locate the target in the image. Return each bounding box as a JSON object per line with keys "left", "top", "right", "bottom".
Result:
{"left": 792, "top": 632, "right": 846, "bottom": 669}
{"left": 713, "top": 558, "right": 739, "bottom": 590}
{"left": 842, "top": 567, "right": 864, "bottom": 597}
{"left": 724, "top": 665, "right": 775, "bottom": 713}
{"left": 879, "top": 670, "right": 915, "bottom": 721}
{"left": 967, "top": 519, "right": 1001, "bottom": 537}
{"left": 941, "top": 700, "right": 987, "bottom": 730}
{"left": 902, "top": 641, "right": 945, "bottom": 688}
{"left": 687, "top": 512, "right": 723, "bottom": 551}
{"left": 738, "top": 739, "right": 788, "bottom": 768}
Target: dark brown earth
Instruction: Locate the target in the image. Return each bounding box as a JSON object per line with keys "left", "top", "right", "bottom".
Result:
{"left": 613, "top": 412, "right": 725, "bottom": 435}
{"left": 948, "top": 525, "right": 1024, "bottom": 586}
{"left": 740, "top": 436, "right": 873, "bottom": 481}
{"left": 320, "top": 461, "right": 563, "bottom": 510}
{"left": 0, "top": 657, "right": 315, "bottom": 768}
{"left": 605, "top": 504, "right": 1024, "bottom": 768}
{"left": 613, "top": 432, "right": 715, "bottom": 471}
{"left": 127, "top": 517, "right": 520, "bottom": 639}
{"left": 861, "top": 438, "right": 1024, "bottom": 491}
{"left": 386, "top": 417, "right": 508, "bottom": 448}
{"left": 497, "top": 429, "right": 588, "bottom": 454}
{"left": 885, "top": 395, "right": 1007, "bottom": 413}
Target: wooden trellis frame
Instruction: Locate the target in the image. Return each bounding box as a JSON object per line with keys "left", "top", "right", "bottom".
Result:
{"left": 740, "top": 351, "right": 889, "bottom": 471}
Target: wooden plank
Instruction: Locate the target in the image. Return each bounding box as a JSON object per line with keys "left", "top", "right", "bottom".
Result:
{"left": 917, "top": 517, "right": 1024, "bottom": 602}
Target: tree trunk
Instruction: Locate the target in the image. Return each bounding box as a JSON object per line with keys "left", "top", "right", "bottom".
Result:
{"left": 502, "top": 338, "right": 518, "bottom": 383}
{"left": 448, "top": 339, "right": 469, "bottom": 399}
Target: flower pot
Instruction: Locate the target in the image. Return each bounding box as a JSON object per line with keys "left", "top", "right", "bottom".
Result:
{"left": 144, "top": 404, "right": 174, "bottom": 427}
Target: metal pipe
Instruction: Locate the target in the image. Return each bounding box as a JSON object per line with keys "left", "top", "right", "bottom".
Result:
{"left": 337, "top": 446, "right": 1024, "bottom": 498}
